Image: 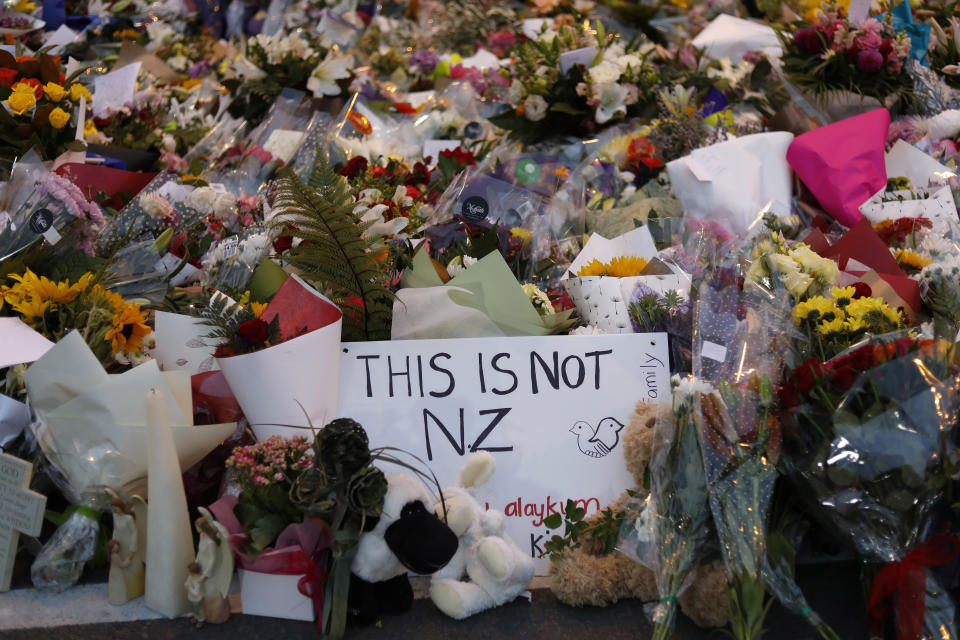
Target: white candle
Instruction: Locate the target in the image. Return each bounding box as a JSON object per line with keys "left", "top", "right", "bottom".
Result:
{"left": 144, "top": 388, "right": 195, "bottom": 618}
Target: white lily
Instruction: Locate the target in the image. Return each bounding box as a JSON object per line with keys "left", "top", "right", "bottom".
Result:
{"left": 308, "top": 54, "right": 353, "bottom": 97}
{"left": 594, "top": 83, "right": 630, "bottom": 124}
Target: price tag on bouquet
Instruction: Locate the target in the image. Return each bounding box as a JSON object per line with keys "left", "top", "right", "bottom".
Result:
{"left": 27, "top": 208, "right": 61, "bottom": 245}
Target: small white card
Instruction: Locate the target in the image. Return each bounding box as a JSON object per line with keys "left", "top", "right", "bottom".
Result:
{"left": 559, "top": 46, "right": 598, "bottom": 74}
{"left": 701, "top": 341, "right": 728, "bottom": 363}
{"left": 93, "top": 62, "right": 141, "bottom": 118}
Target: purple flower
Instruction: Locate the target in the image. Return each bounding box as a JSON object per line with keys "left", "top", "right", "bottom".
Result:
{"left": 856, "top": 49, "right": 884, "bottom": 72}
{"left": 188, "top": 60, "right": 213, "bottom": 79}
{"left": 410, "top": 49, "right": 440, "bottom": 74}
{"left": 793, "top": 28, "right": 823, "bottom": 55}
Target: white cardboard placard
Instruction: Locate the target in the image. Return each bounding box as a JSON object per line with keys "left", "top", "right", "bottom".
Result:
{"left": 93, "top": 62, "right": 141, "bottom": 118}
{"left": 337, "top": 333, "right": 670, "bottom": 575}
{"left": 239, "top": 570, "right": 314, "bottom": 621}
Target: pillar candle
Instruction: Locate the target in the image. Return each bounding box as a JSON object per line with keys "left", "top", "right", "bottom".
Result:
{"left": 144, "top": 388, "right": 195, "bottom": 618}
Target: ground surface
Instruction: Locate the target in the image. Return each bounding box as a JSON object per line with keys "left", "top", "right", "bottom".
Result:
{"left": 1, "top": 562, "right": 868, "bottom": 639}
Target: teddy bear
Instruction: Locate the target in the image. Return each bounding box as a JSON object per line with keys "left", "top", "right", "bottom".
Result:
{"left": 429, "top": 452, "right": 536, "bottom": 619}
{"left": 548, "top": 399, "right": 729, "bottom": 629}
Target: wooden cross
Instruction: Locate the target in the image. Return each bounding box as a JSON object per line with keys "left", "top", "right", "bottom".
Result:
{"left": 0, "top": 453, "right": 46, "bottom": 591}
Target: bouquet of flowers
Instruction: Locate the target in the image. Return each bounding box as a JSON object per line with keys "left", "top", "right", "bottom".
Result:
{"left": 780, "top": 335, "right": 960, "bottom": 640}
{"left": 225, "top": 436, "right": 315, "bottom": 555}
{"left": 0, "top": 269, "right": 153, "bottom": 368}
{"left": 0, "top": 51, "right": 91, "bottom": 164}
{"left": 779, "top": 6, "right": 913, "bottom": 109}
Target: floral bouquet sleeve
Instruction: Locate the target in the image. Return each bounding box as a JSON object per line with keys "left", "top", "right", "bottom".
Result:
{"left": 691, "top": 268, "right": 839, "bottom": 640}
{"left": 780, "top": 335, "right": 960, "bottom": 640}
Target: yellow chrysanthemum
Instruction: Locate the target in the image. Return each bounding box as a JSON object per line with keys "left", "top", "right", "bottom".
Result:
{"left": 792, "top": 296, "right": 834, "bottom": 323}
{"left": 819, "top": 317, "right": 847, "bottom": 335}
{"left": 830, "top": 286, "right": 856, "bottom": 307}
{"left": 250, "top": 302, "right": 267, "bottom": 318}
{"left": 846, "top": 296, "right": 886, "bottom": 320}
{"left": 894, "top": 249, "right": 933, "bottom": 271}
{"left": 238, "top": 290, "right": 251, "bottom": 305}
{"left": 105, "top": 303, "right": 151, "bottom": 355}
{"left": 43, "top": 82, "right": 66, "bottom": 102}
{"left": 882, "top": 306, "right": 902, "bottom": 325}
{"left": 13, "top": 0, "right": 37, "bottom": 12}
{"left": 70, "top": 84, "right": 92, "bottom": 102}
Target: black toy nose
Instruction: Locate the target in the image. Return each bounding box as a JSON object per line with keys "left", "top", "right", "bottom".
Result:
{"left": 384, "top": 500, "right": 459, "bottom": 574}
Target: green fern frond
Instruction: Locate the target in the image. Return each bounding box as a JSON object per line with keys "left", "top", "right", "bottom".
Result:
{"left": 270, "top": 163, "right": 395, "bottom": 341}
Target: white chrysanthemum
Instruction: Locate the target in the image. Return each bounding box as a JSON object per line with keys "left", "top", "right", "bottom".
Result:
{"left": 446, "top": 255, "right": 478, "bottom": 278}
{"left": 923, "top": 109, "right": 960, "bottom": 142}
{"left": 570, "top": 324, "right": 609, "bottom": 336}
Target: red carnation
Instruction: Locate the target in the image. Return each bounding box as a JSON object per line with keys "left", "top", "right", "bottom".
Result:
{"left": 0, "top": 68, "right": 16, "bottom": 87}
{"left": 237, "top": 319, "right": 269, "bottom": 345}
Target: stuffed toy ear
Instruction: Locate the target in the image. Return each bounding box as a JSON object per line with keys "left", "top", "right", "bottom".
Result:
{"left": 384, "top": 500, "right": 458, "bottom": 574}
{"left": 460, "top": 452, "right": 495, "bottom": 489}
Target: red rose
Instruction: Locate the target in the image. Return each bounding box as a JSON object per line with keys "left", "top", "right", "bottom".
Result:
{"left": 440, "top": 147, "right": 476, "bottom": 168}
{"left": 405, "top": 185, "right": 421, "bottom": 201}
{"left": 0, "top": 68, "right": 16, "bottom": 87}
{"left": 274, "top": 235, "right": 293, "bottom": 253}
{"left": 370, "top": 165, "right": 386, "bottom": 178}
{"left": 338, "top": 156, "right": 368, "bottom": 179}
{"left": 237, "top": 319, "right": 269, "bottom": 345}
{"left": 850, "top": 281, "right": 872, "bottom": 299}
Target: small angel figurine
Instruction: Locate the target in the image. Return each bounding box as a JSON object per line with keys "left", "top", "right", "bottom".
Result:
{"left": 192, "top": 507, "right": 233, "bottom": 624}
{"left": 106, "top": 490, "right": 147, "bottom": 606}
{"left": 185, "top": 561, "right": 206, "bottom": 627}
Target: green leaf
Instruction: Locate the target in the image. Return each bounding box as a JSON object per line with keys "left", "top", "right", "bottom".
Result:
{"left": 543, "top": 513, "right": 562, "bottom": 529}
{"left": 549, "top": 102, "right": 588, "bottom": 115}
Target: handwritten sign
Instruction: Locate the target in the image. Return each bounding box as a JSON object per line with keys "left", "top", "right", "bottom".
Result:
{"left": 0, "top": 453, "right": 46, "bottom": 591}
{"left": 337, "top": 333, "right": 670, "bottom": 574}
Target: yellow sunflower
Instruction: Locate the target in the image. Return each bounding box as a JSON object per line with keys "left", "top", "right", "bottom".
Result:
{"left": 893, "top": 249, "right": 932, "bottom": 271}
{"left": 105, "top": 303, "right": 151, "bottom": 354}
{"left": 11, "top": 296, "right": 52, "bottom": 326}
{"left": 576, "top": 256, "right": 648, "bottom": 277}
{"left": 7, "top": 270, "right": 92, "bottom": 304}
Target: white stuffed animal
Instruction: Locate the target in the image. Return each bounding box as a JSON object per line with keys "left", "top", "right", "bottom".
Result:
{"left": 429, "top": 452, "right": 535, "bottom": 619}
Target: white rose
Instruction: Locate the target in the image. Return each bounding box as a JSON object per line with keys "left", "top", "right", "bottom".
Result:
{"left": 161, "top": 133, "right": 176, "bottom": 152}
{"left": 213, "top": 192, "right": 236, "bottom": 219}
{"left": 186, "top": 186, "right": 217, "bottom": 214}
{"left": 588, "top": 61, "right": 622, "bottom": 86}
{"left": 523, "top": 94, "right": 548, "bottom": 122}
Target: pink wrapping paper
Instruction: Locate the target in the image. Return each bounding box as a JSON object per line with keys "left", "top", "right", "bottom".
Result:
{"left": 787, "top": 109, "right": 890, "bottom": 227}
{"left": 208, "top": 494, "right": 331, "bottom": 572}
